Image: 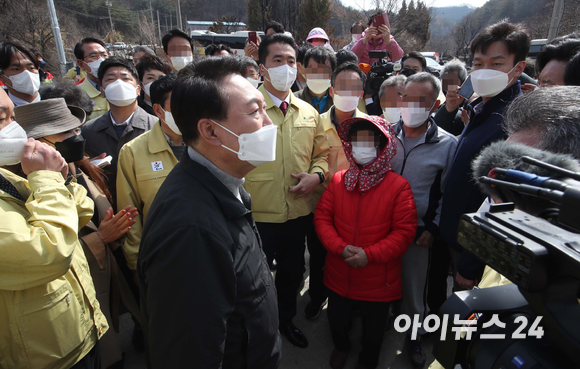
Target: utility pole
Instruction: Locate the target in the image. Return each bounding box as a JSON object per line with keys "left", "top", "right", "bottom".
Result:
{"left": 46, "top": 0, "right": 68, "bottom": 77}
{"left": 157, "top": 9, "right": 162, "bottom": 41}
{"left": 176, "top": 0, "right": 183, "bottom": 31}
{"left": 105, "top": 1, "right": 114, "bottom": 33}
{"left": 149, "top": 0, "right": 154, "bottom": 24}
{"left": 165, "top": 13, "right": 168, "bottom": 32}
{"left": 547, "top": 0, "right": 564, "bottom": 42}
{"left": 170, "top": 11, "right": 173, "bottom": 30}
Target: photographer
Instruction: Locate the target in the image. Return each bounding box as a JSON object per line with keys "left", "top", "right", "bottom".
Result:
{"left": 351, "top": 10, "right": 404, "bottom": 65}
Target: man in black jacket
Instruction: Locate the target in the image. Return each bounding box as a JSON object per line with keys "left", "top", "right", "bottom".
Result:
{"left": 137, "top": 56, "right": 281, "bottom": 368}
{"left": 439, "top": 21, "right": 530, "bottom": 291}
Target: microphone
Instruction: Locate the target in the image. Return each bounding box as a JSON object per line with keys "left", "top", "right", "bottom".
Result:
{"left": 491, "top": 168, "right": 571, "bottom": 192}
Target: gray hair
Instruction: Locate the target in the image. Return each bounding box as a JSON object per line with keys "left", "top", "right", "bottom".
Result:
{"left": 503, "top": 86, "right": 580, "bottom": 159}
{"left": 378, "top": 75, "right": 406, "bottom": 98}
{"left": 239, "top": 56, "right": 259, "bottom": 72}
{"left": 440, "top": 59, "right": 467, "bottom": 84}
{"left": 404, "top": 72, "right": 441, "bottom": 102}
{"left": 133, "top": 45, "right": 155, "bottom": 56}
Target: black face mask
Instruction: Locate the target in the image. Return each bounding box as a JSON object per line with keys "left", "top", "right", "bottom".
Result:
{"left": 55, "top": 134, "right": 86, "bottom": 163}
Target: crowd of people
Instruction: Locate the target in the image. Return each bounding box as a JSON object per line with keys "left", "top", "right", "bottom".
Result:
{"left": 1, "top": 10, "right": 580, "bottom": 369}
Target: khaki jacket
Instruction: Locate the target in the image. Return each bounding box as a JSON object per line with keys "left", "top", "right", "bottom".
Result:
{"left": 78, "top": 77, "right": 109, "bottom": 120}
{"left": 0, "top": 169, "right": 108, "bottom": 369}
{"left": 244, "top": 86, "right": 330, "bottom": 223}
{"left": 116, "top": 121, "right": 179, "bottom": 270}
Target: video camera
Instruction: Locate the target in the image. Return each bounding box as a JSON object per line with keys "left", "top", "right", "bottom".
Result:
{"left": 364, "top": 50, "right": 401, "bottom": 95}
{"left": 434, "top": 156, "right": 580, "bottom": 369}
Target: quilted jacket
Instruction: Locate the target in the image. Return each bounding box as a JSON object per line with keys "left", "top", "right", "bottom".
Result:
{"left": 314, "top": 117, "right": 417, "bottom": 302}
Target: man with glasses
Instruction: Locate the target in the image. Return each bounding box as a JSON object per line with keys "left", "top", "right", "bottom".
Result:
{"left": 74, "top": 37, "right": 110, "bottom": 119}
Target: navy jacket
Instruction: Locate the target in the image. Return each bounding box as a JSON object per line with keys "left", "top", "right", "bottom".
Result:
{"left": 439, "top": 81, "right": 522, "bottom": 280}
{"left": 138, "top": 154, "right": 282, "bottom": 369}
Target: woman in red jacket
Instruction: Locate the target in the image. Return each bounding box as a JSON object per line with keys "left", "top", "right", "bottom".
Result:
{"left": 314, "top": 115, "right": 417, "bottom": 369}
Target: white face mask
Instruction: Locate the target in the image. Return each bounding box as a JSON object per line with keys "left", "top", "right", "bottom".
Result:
{"left": 211, "top": 120, "right": 277, "bottom": 167}
{"left": 333, "top": 93, "right": 360, "bottom": 112}
{"left": 8, "top": 70, "right": 40, "bottom": 95}
{"left": 143, "top": 81, "right": 153, "bottom": 97}
{"left": 263, "top": 64, "right": 297, "bottom": 92}
{"left": 170, "top": 56, "right": 193, "bottom": 71}
{"left": 104, "top": 79, "right": 138, "bottom": 107}
{"left": 470, "top": 64, "right": 518, "bottom": 98}
{"left": 401, "top": 101, "right": 435, "bottom": 129}
{"left": 382, "top": 107, "right": 401, "bottom": 123}
{"left": 159, "top": 107, "right": 181, "bottom": 135}
{"left": 86, "top": 58, "right": 104, "bottom": 79}
{"left": 352, "top": 34, "right": 362, "bottom": 43}
{"left": 351, "top": 141, "right": 377, "bottom": 166}
{"left": 0, "top": 121, "right": 28, "bottom": 166}
{"left": 246, "top": 76, "right": 260, "bottom": 89}
{"left": 306, "top": 78, "right": 331, "bottom": 94}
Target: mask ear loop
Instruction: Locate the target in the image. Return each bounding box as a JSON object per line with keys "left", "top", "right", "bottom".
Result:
{"left": 210, "top": 119, "right": 241, "bottom": 155}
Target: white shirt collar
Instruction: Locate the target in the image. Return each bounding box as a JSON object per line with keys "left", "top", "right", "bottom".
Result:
{"left": 264, "top": 88, "right": 290, "bottom": 109}
{"left": 110, "top": 111, "right": 135, "bottom": 126}
{"left": 9, "top": 92, "right": 40, "bottom": 107}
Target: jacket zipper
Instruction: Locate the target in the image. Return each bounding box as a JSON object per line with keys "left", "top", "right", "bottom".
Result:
{"left": 347, "top": 190, "right": 364, "bottom": 297}
{"left": 398, "top": 137, "right": 431, "bottom": 176}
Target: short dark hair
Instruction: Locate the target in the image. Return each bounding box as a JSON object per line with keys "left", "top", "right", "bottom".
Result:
{"left": 74, "top": 37, "right": 106, "bottom": 60}
{"left": 470, "top": 21, "right": 531, "bottom": 65}
{"left": 367, "top": 10, "right": 385, "bottom": 27}
{"left": 402, "top": 51, "right": 427, "bottom": 71}
{"left": 564, "top": 52, "right": 580, "bottom": 86}
{"left": 204, "top": 44, "right": 232, "bottom": 56}
{"left": 265, "top": 21, "right": 284, "bottom": 34}
{"left": 297, "top": 43, "right": 314, "bottom": 65}
{"left": 535, "top": 38, "right": 580, "bottom": 74}
{"left": 258, "top": 33, "right": 297, "bottom": 65}
{"left": 98, "top": 56, "right": 140, "bottom": 83}
{"left": 350, "top": 21, "right": 364, "bottom": 33}
{"left": 240, "top": 56, "right": 259, "bottom": 76}
{"left": 162, "top": 29, "right": 192, "bottom": 54}
{"left": 331, "top": 62, "right": 366, "bottom": 87}
{"left": 39, "top": 79, "right": 94, "bottom": 116}
{"left": 136, "top": 54, "right": 172, "bottom": 81}
{"left": 336, "top": 49, "right": 358, "bottom": 67}
{"left": 172, "top": 56, "right": 245, "bottom": 145}
{"left": 150, "top": 73, "right": 177, "bottom": 107}
{"left": 0, "top": 42, "right": 40, "bottom": 71}
{"left": 303, "top": 46, "right": 337, "bottom": 71}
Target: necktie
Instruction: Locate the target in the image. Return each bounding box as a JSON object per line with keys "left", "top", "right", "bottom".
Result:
{"left": 0, "top": 174, "right": 25, "bottom": 201}
{"left": 280, "top": 101, "right": 288, "bottom": 117}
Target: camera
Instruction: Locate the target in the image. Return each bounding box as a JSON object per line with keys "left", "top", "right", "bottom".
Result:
{"left": 434, "top": 156, "right": 580, "bottom": 369}
{"left": 364, "top": 50, "right": 401, "bottom": 95}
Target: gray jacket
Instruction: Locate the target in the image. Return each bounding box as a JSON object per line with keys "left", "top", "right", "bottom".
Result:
{"left": 390, "top": 118, "right": 457, "bottom": 237}
{"left": 82, "top": 106, "right": 157, "bottom": 205}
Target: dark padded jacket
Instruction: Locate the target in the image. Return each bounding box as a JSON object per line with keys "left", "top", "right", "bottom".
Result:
{"left": 138, "top": 154, "right": 282, "bottom": 369}
{"left": 439, "top": 81, "right": 522, "bottom": 280}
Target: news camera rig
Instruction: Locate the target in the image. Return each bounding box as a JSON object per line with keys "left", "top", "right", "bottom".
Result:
{"left": 363, "top": 50, "right": 401, "bottom": 96}
{"left": 434, "top": 156, "right": 580, "bottom": 369}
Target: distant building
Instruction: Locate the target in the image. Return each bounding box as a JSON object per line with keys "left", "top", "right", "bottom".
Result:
{"left": 187, "top": 21, "right": 247, "bottom": 34}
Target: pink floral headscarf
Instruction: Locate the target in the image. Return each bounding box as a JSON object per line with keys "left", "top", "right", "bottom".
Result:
{"left": 338, "top": 115, "right": 397, "bottom": 192}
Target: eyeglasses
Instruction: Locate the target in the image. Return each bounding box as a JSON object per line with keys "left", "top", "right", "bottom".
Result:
{"left": 84, "top": 52, "right": 109, "bottom": 62}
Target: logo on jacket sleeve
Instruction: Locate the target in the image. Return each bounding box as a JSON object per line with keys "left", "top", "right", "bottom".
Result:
{"left": 151, "top": 161, "right": 164, "bottom": 171}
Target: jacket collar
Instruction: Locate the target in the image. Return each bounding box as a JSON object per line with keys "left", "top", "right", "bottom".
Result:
{"left": 0, "top": 168, "right": 30, "bottom": 201}
{"left": 180, "top": 153, "right": 251, "bottom": 220}
{"left": 260, "top": 84, "right": 297, "bottom": 122}
{"left": 393, "top": 116, "right": 440, "bottom": 144}
{"left": 80, "top": 77, "right": 102, "bottom": 99}
{"left": 148, "top": 120, "right": 173, "bottom": 154}
{"left": 468, "top": 81, "right": 522, "bottom": 125}
{"left": 94, "top": 106, "right": 151, "bottom": 140}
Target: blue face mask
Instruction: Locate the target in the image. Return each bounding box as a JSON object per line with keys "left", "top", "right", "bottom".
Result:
{"left": 39, "top": 60, "right": 46, "bottom": 69}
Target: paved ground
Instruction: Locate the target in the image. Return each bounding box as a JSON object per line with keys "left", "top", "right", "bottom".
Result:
{"left": 118, "top": 252, "right": 447, "bottom": 369}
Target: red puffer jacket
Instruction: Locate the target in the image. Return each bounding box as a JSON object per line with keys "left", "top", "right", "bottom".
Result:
{"left": 314, "top": 169, "right": 417, "bottom": 302}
